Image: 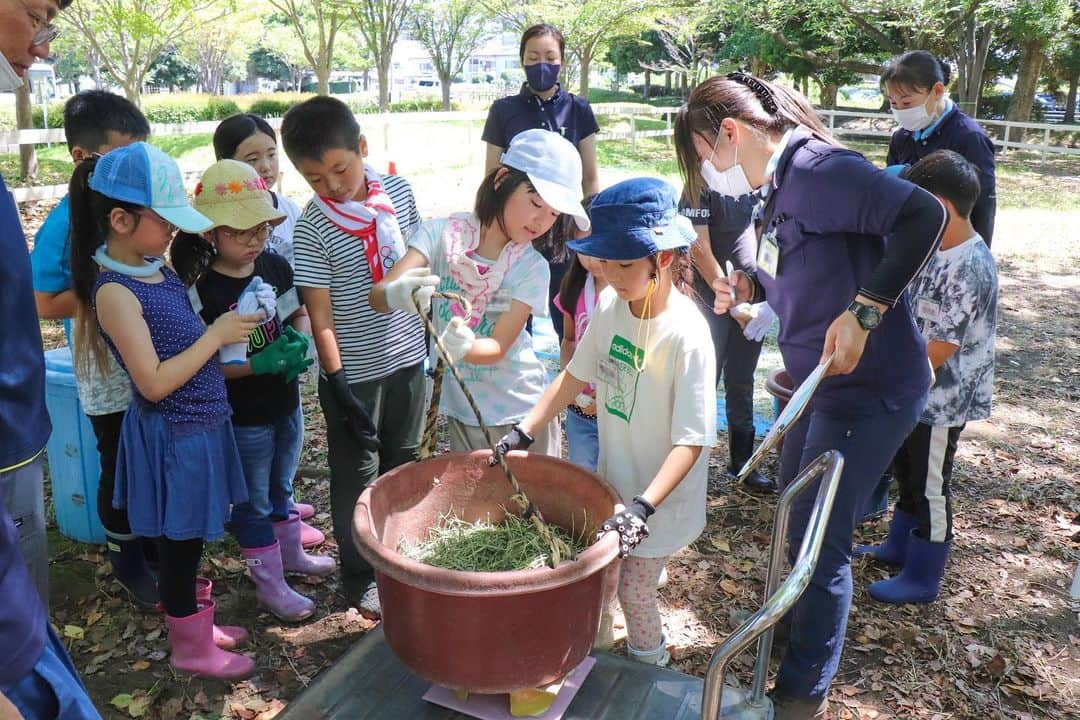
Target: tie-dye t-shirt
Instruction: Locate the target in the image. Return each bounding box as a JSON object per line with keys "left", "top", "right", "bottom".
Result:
{"left": 409, "top": 215, "right": 551, "bottom": 426}
{"left": 908, "top": 234, "right": 998, "bottom": 427}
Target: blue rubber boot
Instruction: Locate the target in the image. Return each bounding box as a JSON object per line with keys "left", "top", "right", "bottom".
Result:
{"left": 853, "top": 506, "right": 917, "bottom": 566}
{"left": 868, "top": 532, "right": 951, "bottom": 604}
{"left": 106, "top": 531, "right": 159, "bottom": 609}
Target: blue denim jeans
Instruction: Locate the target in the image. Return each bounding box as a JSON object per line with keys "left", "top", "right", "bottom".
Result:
{"left": 565, "top": 410, "right": 599, "bottom": 472}
{"left": 231, "top": 407, "right": 304, "bottom": 548}
{"left": 773, "top": 393, "right": 925, "bottom": 701}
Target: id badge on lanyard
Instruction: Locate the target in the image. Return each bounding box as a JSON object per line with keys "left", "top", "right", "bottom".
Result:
{"left": 756, "top": 207, "right": 787, "bottom": 279}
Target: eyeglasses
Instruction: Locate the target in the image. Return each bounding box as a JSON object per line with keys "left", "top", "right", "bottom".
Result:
{"left": 133, "top": 209, "right": 177, "bottom": 234}
{"left": 218, "top": 224, "right": 273, "bottom": 245}
{"left": 22, "top": 1, "right": 61, "bottom": 47}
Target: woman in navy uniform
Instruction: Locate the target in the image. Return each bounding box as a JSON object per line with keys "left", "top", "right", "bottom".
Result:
{"left": 674, "top": 73, "right": 946, "bottom": 719}
{"left": 884, "top": 50, "right": 997, "bottom": 247}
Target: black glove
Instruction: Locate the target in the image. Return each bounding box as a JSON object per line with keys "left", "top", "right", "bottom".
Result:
{"left": 488, "top": 424, "right": 534, "bottom": 466}
{"left": 326, "top": 369, "right": 380, "bottom": 453}
{"left": 599, "top": 496, "right": 655, "bottom": 559}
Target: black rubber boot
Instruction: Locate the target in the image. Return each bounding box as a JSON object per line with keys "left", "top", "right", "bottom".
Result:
{"left": 106, "top": 531, "right": 159, "bottom": 609}
{"left": 728, "top": 427, "right": 776, "bottom": 493}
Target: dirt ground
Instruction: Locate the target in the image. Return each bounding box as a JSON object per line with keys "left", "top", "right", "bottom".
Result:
{"left": 18, "top": 149, "right": 1080, "bottom": 720}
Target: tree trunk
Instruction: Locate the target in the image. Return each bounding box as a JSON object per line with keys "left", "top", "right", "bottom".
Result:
{"left": 15, "top": 84, "right": 37, "bottom": 181}
{"left": 643, "top": 68, "right": 651, "bottom": 99}
{"left": 122, "top": 78, "right": 141, "bottom": 105}
{"left": 377, "top": 58, "right": 390, "bottom": 111}
{"left": 439, "top": 70, "right": 452, "bottom": 111}
{"left": 318, "top": 62, "right": 331, "bottom": 96}
{"left": 578, "top": 51, "right": 591, "bottom": 96}
{"left": 1064, "top": 69, "right": 1078, "bottom": 124}
{"left": 665, "top": 71, "right": 671, "bottom": 92}
{"left": 363, "top": 68, "right": 370, "bottom": 92}
{"left": 820, "top": 82, "right": 838, "bottom": 109}
{"left": 1006, "top": 38, "right": 1045, "bottom": 122}
{"left": 955, "top": 16, "right": 993, "bottom": 117}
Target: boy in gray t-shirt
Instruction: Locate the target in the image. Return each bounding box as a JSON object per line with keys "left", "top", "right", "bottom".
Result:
{"left": 858, "top": 150, "right": 998, "bottom": 605}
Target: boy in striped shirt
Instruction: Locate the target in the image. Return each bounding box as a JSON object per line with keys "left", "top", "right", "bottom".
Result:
{"left": 282, "top": 97, "right": 427, "bottom": 616}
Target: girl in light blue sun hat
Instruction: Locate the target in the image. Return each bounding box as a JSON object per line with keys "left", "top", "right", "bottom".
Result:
{"left": 67, "top": 142, "right": 265, "bottom": 680}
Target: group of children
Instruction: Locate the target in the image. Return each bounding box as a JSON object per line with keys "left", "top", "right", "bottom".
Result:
{"left": 27, "top": 84, "right": 997, "bottom": 692}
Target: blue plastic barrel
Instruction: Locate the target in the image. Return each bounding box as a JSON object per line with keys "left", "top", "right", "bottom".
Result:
{"left": 43, "top": 347, "right": 106, "bottom": 544}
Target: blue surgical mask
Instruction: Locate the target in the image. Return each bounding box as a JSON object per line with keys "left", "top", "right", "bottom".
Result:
{"left": 525, "top": 63, "right": 560, "bottom": 93}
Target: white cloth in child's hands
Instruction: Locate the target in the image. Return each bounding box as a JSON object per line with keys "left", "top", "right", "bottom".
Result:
{"left": 438, "top": 317, "right": 474, "bottom": 363}
{"left": 220, "top": 276, "right": 272, "bottom": 365}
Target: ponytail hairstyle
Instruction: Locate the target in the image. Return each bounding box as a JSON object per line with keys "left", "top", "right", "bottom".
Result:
{"left": 881, "top": 51, "right": 951, "bottom": 95}
{"left": 170, "top": 231, "right": 216, "bottom": 287}
{"left": 557, "top": 252, "right": 589, "bottom": 322}
{"left": 675, "top": 72, "right": 840, "bottom": 202}
{"left": 655, "top": 249, "right": 697, "bottom": 302}
{"left": 68, "top": 157, "right": 146, "bottom": 379}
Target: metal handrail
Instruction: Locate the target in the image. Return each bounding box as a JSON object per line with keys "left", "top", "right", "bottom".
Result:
{"left": 700, "top": 450, "right": 845, "bottom": 720}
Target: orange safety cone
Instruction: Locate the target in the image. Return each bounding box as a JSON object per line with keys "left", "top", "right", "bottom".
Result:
{"left": 387, "top": 160, "right": 398, "bottom": 175}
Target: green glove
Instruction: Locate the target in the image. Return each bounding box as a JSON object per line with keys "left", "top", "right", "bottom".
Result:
{"left": 280, "top": 326, "right": 315, "bottom": 382}
{"left": 250, "top": 334, "right": 307, "bottom": 377}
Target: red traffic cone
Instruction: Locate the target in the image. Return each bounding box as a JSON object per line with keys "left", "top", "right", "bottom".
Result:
{"left": 387, "top": 160, "right": 398, "bottom": 175}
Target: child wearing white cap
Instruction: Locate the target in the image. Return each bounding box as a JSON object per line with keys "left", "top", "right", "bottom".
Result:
{"left": 370, "top": 129, "right": 590, "bottom": 455}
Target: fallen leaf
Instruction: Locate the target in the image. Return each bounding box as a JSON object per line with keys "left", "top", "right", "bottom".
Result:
{"left": 110, "top": 694, "right": 134, "bottom": 710}
{"left": 719, "top": 578, "right": 740, "bottom": 596}
{"left": 256, "top": 699, "right": 287, "bottom": 720}
{"left": 130, "top": 660, "right": 150, "bottom": 671}
{"left": 986, "top": 653, "right": 1007, "bottom": 678}
{"left": 231, "top": 702, "right": 257, "bottom": 719}
{"left": 128, "top": 694, "right": 152, "bottom": 718}
{"left": 63, "top": 625, "right": 85, "bottom": 640}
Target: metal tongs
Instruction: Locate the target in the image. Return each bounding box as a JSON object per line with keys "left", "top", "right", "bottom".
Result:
{"left": 738, "top": 353, "right": 835, "bottom": 482}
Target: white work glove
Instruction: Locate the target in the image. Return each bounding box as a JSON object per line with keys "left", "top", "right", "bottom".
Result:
{"left": 743, "top": 302, "right": 776, "bottom": 342}
{"left": 385, "top": 267, "right": 440, "bottom": 314}
{"left": 221, "top": 276, "right": 270, "bottom": 365}
{"left": 438, "top": 317, "right": 475, "bottom": 363}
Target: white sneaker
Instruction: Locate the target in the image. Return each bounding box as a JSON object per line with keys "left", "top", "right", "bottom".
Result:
{"left": 357, "top": 582, "right": 381, "bottom": 620}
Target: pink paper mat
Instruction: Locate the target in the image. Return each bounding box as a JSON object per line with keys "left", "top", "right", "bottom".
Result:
{"left": 422, "top": 656, "right": 597, "bottom": 720}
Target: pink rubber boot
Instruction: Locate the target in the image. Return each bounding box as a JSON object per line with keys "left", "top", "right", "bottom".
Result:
{"left": 195, "top": 577, "right": 250, "bottom": 649}
{"left": 293, "top": 502, "right": 315, "bottom": 521}
{"left": 273, "top": 510, "right": 335, "bottom": 576}
{"left": 166, "top": 602, "right": 255, "bottom": 679}
{"left": 242, "top": 542, "right": 315, "bottom": 621}
{"left": 299, "top": 520, "right": 325, "bottom": 549}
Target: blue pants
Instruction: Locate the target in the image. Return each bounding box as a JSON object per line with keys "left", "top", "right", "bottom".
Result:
{"left": 4, "top": 624, "right": 101, "bottom": 720}
{"left": 773, "top": 394, "right": 924, "bottom": 700}
{"left": 565, "top": 410, "right": 598, "bottom": 472}
{"left": 230, "top": 407, "right": 304, "bottom": 548}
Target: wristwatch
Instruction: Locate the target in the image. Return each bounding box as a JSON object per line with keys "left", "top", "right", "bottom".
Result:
{"left": 847, "top": 300, "right": 883, "bottom": 330}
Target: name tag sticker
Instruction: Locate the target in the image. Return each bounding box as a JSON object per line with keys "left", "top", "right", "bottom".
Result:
{"left": 915, "top": 296, "right": 941, "bottom": 323}
{"left": 486, "top": 289, "right": 513, "bottom": 314}
{"left": 187, "top": 284, "right": 203, "bottom": 315}
{"left": 276, "top": 287, "right": 301, "bottom": 322}
{"left": 758, "top": 231, "right": 780, "bottom": 278}
{"left": 597, "top": 356, "right": 619, "bottom": 386}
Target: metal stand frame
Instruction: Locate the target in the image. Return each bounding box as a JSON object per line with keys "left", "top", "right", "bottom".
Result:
{"left": 701, "top": 450, "right": 845, "bottom": 720}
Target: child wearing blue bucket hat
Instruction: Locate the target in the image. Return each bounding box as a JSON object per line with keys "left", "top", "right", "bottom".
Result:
{"left": 68, "top": 142, "right": 266, "bottom": 680}
{"left": 492, "top": 177, "right": 717, "bottom": 666}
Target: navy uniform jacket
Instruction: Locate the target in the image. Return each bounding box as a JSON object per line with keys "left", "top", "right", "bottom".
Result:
{"left": 0, "top": 173, "right": 51, "bottom": 472}
{"left": 482, "top": 84, "right": 600, "bottom": 151}
{"left": 887, "top": 107, "right": 997, "bottom": 246}
{"left": 757, "top": 127, "right": 932, "bottom": 414}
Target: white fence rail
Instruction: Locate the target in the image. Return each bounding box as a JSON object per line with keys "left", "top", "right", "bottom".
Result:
{"left": 5, "top": 105, "right": 1078, "bottom": 204}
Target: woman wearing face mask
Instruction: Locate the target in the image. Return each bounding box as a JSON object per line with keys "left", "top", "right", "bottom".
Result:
{"left": 482, "top": 23, "right": 601, "bottom": 339}
{"left": 674, "top": 72, "right": 947, "bottom": 719}
{"left": 884, "top": 51, "right": 997, "bottom": 247}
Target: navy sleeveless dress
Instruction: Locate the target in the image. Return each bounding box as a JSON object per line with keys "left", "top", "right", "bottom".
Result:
{"left": 94, "top": 266, "right": 247, "bottom": 540}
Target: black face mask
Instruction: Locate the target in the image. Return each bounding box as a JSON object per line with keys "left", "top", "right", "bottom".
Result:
{"left": 525, "top": 62, "right": 560, "bottom": 93}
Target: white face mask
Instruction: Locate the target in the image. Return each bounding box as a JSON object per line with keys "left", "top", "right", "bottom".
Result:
{"left": 892, "top": 104, "right": 932, "bottom": 132}
{"left": 701, "top": 134, "right": 754, "bottom": 198}
{"left": 0, "top": 53, "right": 24, "bottom": 92}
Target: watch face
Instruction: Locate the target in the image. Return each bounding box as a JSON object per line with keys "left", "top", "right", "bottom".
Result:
{"left": 861, "top": 305, "right": 882, "bottom": 328}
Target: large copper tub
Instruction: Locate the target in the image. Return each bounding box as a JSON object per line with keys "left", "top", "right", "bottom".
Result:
{"left": 353, "top": 451, "right": 622, "bottom": 694}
